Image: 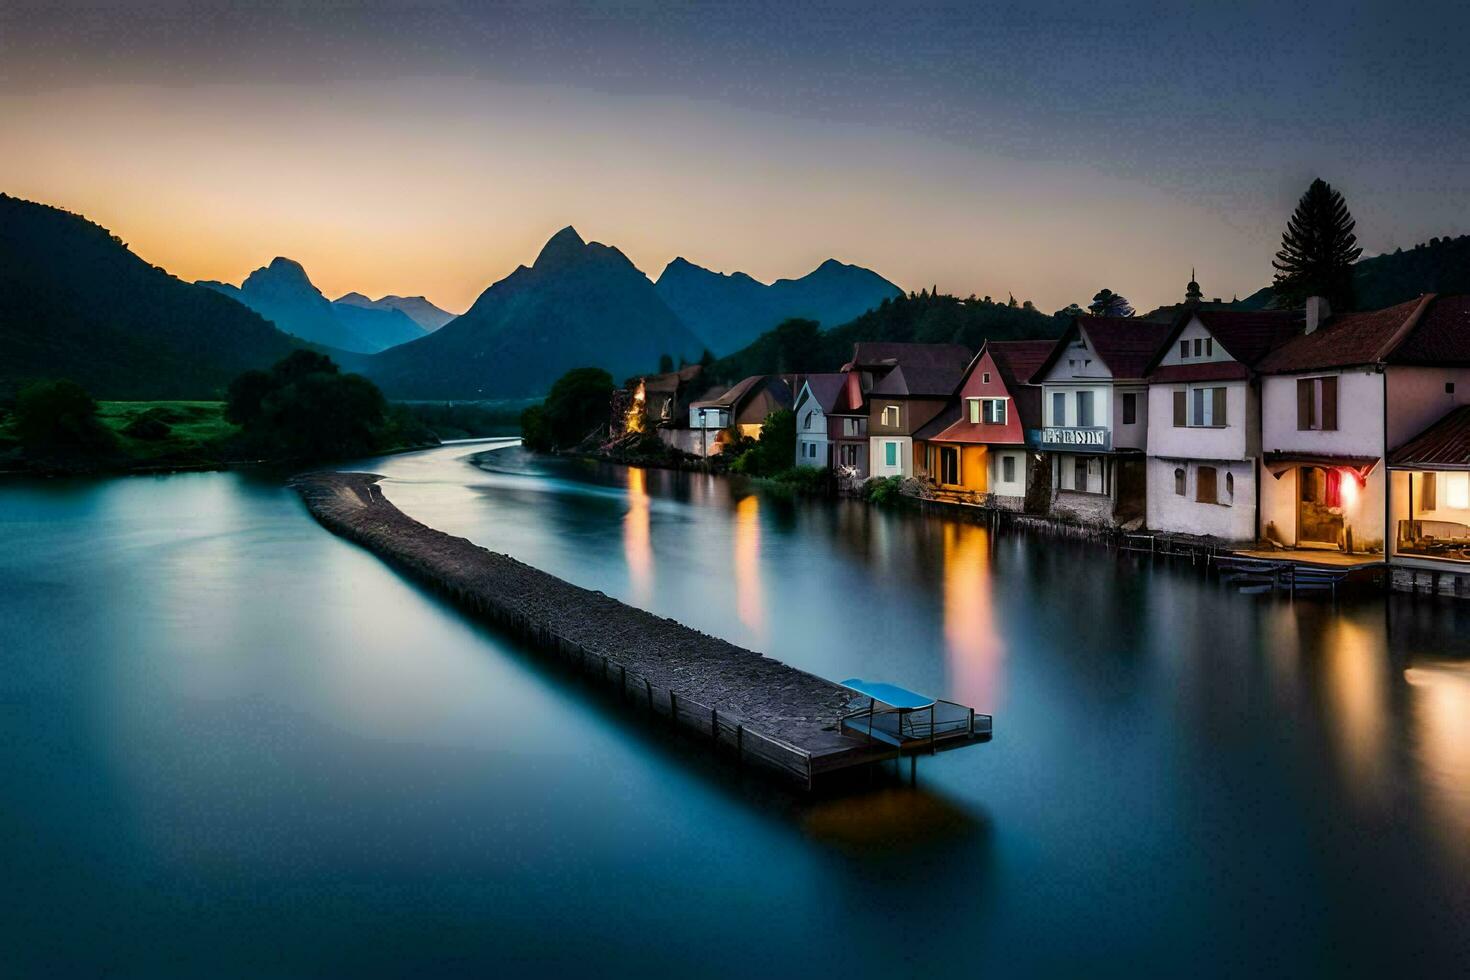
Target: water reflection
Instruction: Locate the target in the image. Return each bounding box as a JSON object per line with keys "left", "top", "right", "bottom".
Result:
{"left": 624, "top": 467, "right": 653, "bottom": 606}
{"left": 1321, "top": 616, "right": 1390, "bottom": 804}
{"left": 941, "top": 522, "right": 1003, "bottom": 709}
{"left": 1405, "top": 662, "right": 1470, "bottom": 847}
{"left": 733, "top": 493, "right": 765, "bottom": 638}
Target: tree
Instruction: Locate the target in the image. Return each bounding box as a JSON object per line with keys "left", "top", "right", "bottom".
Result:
{"left": 12, "top": 379, "right": 115, "bottom": 455}
{"left": 1272, "top": 177, "right": 1363, "bottom": 310}
{"left": 540, "top": 367, "right": 614, "bottom": 449}
{"left": 698, "top": 348, "right": 715, "bottom": 369}
{"left": 1088, "top": 289, "right": 1134, "bottom": 317}
{"left": 519, "top": 404, "right": 551, "bottom": 451}
{"left": 225, "top": 369, "right": 272, "bottom": 426}
{"left": 658, "top": 353, "right": 674, "bottom": 374}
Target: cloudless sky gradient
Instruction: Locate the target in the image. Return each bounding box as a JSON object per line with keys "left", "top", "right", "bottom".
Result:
{"left": 2, "top": 0, "right": 1467, "bottom": 313}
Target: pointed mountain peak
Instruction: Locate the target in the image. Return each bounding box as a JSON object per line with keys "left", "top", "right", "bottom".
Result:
{"left": 534, "top": 226, "right": 587, "bottom": 269}
{"left": 266, "top": 256, "right": 309, "bottom": 276}
{"left": 335, "top": 291, "right": 372, "bottom": 305}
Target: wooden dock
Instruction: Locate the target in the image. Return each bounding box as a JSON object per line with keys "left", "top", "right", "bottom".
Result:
{"left": 292, "top": 471, "right": 990, "bottom": 789}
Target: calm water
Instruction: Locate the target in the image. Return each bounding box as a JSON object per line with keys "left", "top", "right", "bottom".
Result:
{"left": 2, "top": 441, "right": 1468, "bottom": 976}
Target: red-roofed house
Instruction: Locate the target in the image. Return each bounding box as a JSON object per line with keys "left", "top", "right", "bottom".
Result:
{"left": 914, "top": 339, "right": 1055, "bottom": 509}
{"left": 828, "top": 342, "right": 972, "bottom": 479}
{"left": 1143, "top": 307, "right": 1304, "bottom": 541}
{"left": 1030, "top": 315, "right": 1174, "bottom": 526}
{"left": 1258, "top": 294, "right": 1470, "bottom": 555}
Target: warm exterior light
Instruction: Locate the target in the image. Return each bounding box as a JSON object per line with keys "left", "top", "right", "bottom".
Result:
{"left": 1339, "top": 468, "right": 1358, "bottom": 508}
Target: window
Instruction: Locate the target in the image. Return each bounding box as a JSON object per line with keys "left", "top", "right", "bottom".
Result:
{"left": 881, "top": 405, "right": 900, "bottom": 427}
{"left": 982, "top": 399, "right": 1007, "bottom": 424}
{"left": 982, "top": 372, "right": 991, "bottom": 384}
{"left": 1122, "top": 392, "right": 1137, "bottom": 425}
{"left": 1052, "top": 392, "right": 1066, "bottom": 426}
{"left": 1197, "top": 466, "right": 1218, "bottom": 504}
{"left": 967, "top": 398, "right": 981, "bottom": 423}
{"left": 1205, "top": 338, "right": 1213, "bottom": 356}
{"left": 1002, "top": 455, "right": 1016, "bottom": 483}
{"left": 803, "top": 411, "right": 812, "bottom": 429}
{"left": 1180, "top": 340, "right": 1189, "bottom": 359}
{"left": 1225, "top": 472, "right": 1234, "bottom": 499}
{"left": 1074, "top": 457, "right": 1088, "bottom": 491}
{"left": 1174, "top": 468, "right": 1185, "bottom": 495}
{"left": 1173, "top": 390, "right": 1186, "bottom": 427}
{"left": 884, "top": 441, "right": 898, "bottom": 467}
{"left": 1076, "top": 390, "right": 1095, "bottom": 427}
{"left": 1189, "top": 387, "right": 1227, "bottom": 426}
{"left": 1193, "top": 338, "right": 1203, "bottom": 357}
{"left": 1449, "top": 472, "right": 1470, "bottom": 510}
{"left": 1296, "top": 376, "right": 1339, "bottom": 431}
{"left": 843, "top": 417, "right": 863, "bottom": 437}
{"left": 1448, "top": 382, "right": 1457, "bottom": 395}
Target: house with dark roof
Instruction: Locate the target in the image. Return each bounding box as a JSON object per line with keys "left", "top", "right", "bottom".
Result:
{"left": 1143, "top": 306, "right": 1304, "bottom": 542}
{"left": 827, "top": 342, "right": 972, "bottom": 479}
{"left": 913, "top": 339, "right": 1055, "bottom": 510}
{"left": 792, "top": 373, "right": 846, "bottom": 468}
{"left": 1256, "top": 294, "right": 1470, "bottom": 556}
{"left": 677, "top": 374, "right": 792, "bottom": 457}
{"left": 1029, "top": 315, "right": 1174, "bottom": 526}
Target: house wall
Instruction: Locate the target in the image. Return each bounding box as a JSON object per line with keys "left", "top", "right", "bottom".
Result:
{"left": 1146, "top": 457, "right": 1256, "bottom": 541}
{"left": 1261, "top": 368, "right": 1384, "bottom": 455}
{"left": 1384, "top": 366, "right": 1470, "bottom": 448}
{"left": 832, "top": 434, "right": 869, "bottom": 477}
{"left": 1258, "top": 461, "right": 1386, "bottom": 551}
{"left": 1147, "top": 379, "right": 1251, "bottom": 461}
{"left": 795, "top": 434, "right": 829, "bottom": 467}
{"left": 948, "top": 349, "right": 1028, "bottom": 445}
{"left": 1156, "top": 316, "right": 1232, "bottom": 367}
{"left": 870, "top": 435, "right": 913, "bottom": 478}
{"left": 988, "top": 449, "right": 1027, "bottom": 497}
{"left": 1111, "top": 385, "right": 1149, "bottom": 450}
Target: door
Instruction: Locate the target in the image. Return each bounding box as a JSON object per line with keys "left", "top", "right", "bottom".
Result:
{"left": 938, "top": 446, "right": 960, "bottom": 485}
{"left": 1297, "top": 466, "right": 1344, "bottom": 547}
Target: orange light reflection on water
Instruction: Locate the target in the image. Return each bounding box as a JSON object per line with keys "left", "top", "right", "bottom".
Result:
{"left": 942, "top": 521, "right": 1003, "bottom": 708}
{"left": 733, "top": 494, "right": 765, "bottom": 639}
{"left": 623, "top": 467, "right": 652, "bottom": 606}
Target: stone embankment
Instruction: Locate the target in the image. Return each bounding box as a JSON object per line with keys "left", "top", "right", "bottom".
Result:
{"left": 291, "top": 470, "right": 880, "bottom": 786}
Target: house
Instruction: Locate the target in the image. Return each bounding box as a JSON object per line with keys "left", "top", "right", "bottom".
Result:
{"left": 1029, "top": 315, "right": 1174, "bottom": 526}
{"left": 614, "top": 364, "right": 706, "bottom": 438}
{"left": 1256, "top": 294, "right": 1470, "bottom": 555}
{"left": 1143, "top": 307, "right": 1303, "bottom": 542}
{"left": 1388, "top": 401, "right": 1470, "bottom": 592}
{"left": 792, "top": 373, "right": 846, "bottom": 469}
{"left": 677, "top": 375, "right": 793, "bottom": 457}
{"left": 914, "top": 339, "right": 1055, "bottom": 510}
{"left": 858, "top": 343, "right": 973, "bottom": 479}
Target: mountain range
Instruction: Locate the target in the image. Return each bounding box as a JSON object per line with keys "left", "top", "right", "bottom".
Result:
{"left": 334, "top": 292, "right": 456, "bottom": 332}
{"left": 0, "top": 194, "right": 300, "bottom": 399}
{"left": 654, "top": 256, "right": 901, "bottom": 356}
{"left": 199, "top": 259, "right": 427, "bottom": 353}
{"left": 363, "top": 227, "right": 706, "bottom": 398}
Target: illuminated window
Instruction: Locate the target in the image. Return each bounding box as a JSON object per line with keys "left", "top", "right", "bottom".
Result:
{"left": 968, "top": 398, "right": 981, "bottom": 423}
{"left": 1448, "top": 472, "right": 1470, "bottom": 510}
{"left": 881, "top": 405, "right": 900, "bottom": 427}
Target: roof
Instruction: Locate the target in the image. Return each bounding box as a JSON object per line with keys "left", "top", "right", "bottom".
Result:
{"left": 1030, "top": 316, "right": 1174, "bottom": 383}
{"left": 640, "top": 363, "right": 703, "bottom": 393}
{"left": 845, "top": 342, "right": 972, "bottom": 372}
{"left": 1389, "top": 405, "right": 1470, "bottom": 470}
{"left": 795, "top": 373, "right": 846, "bottom": 413}
{"left": 839, "top": 678, "right": 935, "bottom": 710}
{"left": 913, "top": 401, "right": 962, "bottom": 440}
{"left": 986, "top": 339, "right": 1058, "bottom": 392}
{"left": 691, "top": 375, "right": 792, "bottom": 411}
{"left": 868, "top": 358, "right": 970, "bottom": 398}
{"left": 1142, "top": 308, "right": 1303, "bottom": 378}
{"left": 1257, "top": 294, "right": 1470, "bottom": 374}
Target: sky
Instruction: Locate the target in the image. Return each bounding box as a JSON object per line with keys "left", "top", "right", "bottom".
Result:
{"left": 3, "top": 0, "right": 1468, "bottom": 315}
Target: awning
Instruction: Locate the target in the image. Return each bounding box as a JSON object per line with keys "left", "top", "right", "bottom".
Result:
{"left": 1264, "top": 452, "right": 1379, "bottom": 482}
{"left": 840, "top": 678, "right": 935, "bottom": 710}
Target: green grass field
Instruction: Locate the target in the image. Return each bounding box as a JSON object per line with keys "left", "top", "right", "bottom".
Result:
{"left": 95, "top": 400, "right": 239, "bottom": 461}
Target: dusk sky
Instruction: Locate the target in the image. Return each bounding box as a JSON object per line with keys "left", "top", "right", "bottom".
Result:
{"left": 4, "top": 0, "right": 1468, "bottom": 313}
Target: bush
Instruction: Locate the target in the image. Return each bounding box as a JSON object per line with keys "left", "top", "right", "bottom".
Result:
{"left": 13, "top": 379, "right": 117, "bottom": 455}
{"left": 121, "top": 409, "right": 173, "bottom": 441}
{"left": 767, "top": 465, "right": 836, "bottom": 496}
{"left": 520, "top": 404, "right": 550, "bottom": 451}
{"left": 863, "top": 475, "right": 908, "bottom": 506}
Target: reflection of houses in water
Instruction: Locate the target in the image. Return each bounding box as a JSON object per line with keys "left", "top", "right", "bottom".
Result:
{"left": 623, "top": 467, "right": 652, "bottom": 606}
{"left": 733, "top": 494, "right": 764, "bottom": 636}
{"left": 941, "top": 521, "right": 1003, "bottom": 708}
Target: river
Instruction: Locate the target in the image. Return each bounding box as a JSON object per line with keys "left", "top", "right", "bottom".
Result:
{"left": 2, "top": 440, "right": 1467, "bottom": 976}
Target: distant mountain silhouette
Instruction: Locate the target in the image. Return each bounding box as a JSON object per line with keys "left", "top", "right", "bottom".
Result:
{"left": 0, "top": 194, "right": 299, "bottom": 399}
{"left": 335, "top": 292, "right": 455, "bottom": 332}
{"left": 364, "top": 227, "right": 706, "bottom": 398}
{"left": 200, "top": 259, "right": 422, "bottom": 353}
{"left": 655, "top": 256, "right": 901, "bottom": 355}
{"left": 1236, "top": 234, "right": 1470, "bottom": 311}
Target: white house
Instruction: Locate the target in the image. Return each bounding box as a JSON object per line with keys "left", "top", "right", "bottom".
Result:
{"left": 1031, "top": 315, "right": 1173, "bottom": 526}
{"left": 1257, "top": 294, "right": 1470, "bottom": 556}
{"left": 1144, "top": 309, "right": 1304, "bottom": 542}
{"left": 791, "top": 374, "right": 846, "bottom": 469}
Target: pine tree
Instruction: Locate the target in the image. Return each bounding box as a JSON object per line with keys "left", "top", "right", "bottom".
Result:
{"left": 1271, "top": 178, "right": 1362, "bottom": 310}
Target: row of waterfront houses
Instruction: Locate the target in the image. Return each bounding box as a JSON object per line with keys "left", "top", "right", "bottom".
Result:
{"left": 789, "top": 290, "right": 1470, "bottom": 587}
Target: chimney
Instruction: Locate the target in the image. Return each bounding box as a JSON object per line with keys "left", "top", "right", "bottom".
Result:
{"left": 1305, "top": 296, "right": 1331, "bottom": 334}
